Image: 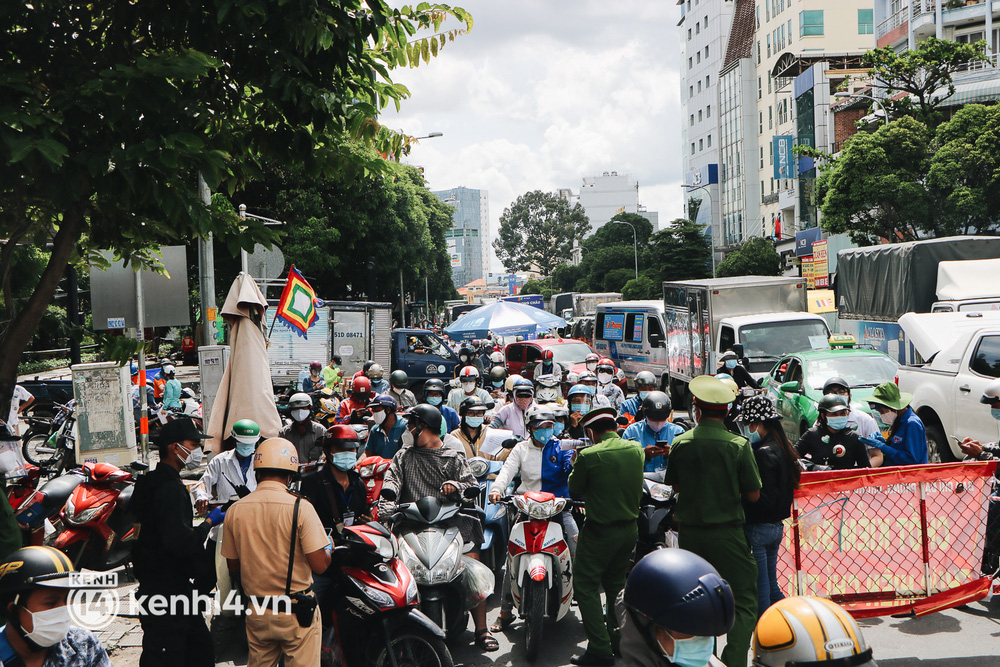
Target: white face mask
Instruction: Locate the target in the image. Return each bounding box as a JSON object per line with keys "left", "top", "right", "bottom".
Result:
{"left": 462, "top": 381, "right": 477, "bottom": 393}
{"left": 176, "top": 443, "right": 204, "bottom": 470}
{"left": 291, "top": 409, "right": 310, "bottom": 422}
{"left": 598, "top": 372, "right": 613, "bottom": 384}
{"left": 24, "top": 604, "right": 72, "bottom": 647}
{"left": 372, "top": 410, "right": 387, "bottom": 425}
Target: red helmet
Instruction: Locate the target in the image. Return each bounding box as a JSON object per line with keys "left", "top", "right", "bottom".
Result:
{"left": 352, "top": 376, "right": 372, "bottom": 399}
{"left": 310, "top": 360, "right": 322, "bottom": 370}
{"left": 542, "top": 349, "right": 554, "bottom": 361}
{"left": 324, "top": 424, "right": 361, "bottom": 449}
{"left": 599, "top": 357, "right": 615, "bottom": 367}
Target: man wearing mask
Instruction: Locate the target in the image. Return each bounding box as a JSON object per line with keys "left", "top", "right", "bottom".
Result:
{"left": 796, "top": 395, "right": 874, "bottom": 469}
{"left": 364, "top": 395, "right": 406, "bottom": 459}
{"left": 595, "top": 359, "right": 625, "bottom": 411}
{"left": 453, "top": 396, "right": 508, "bottom": 461}
{"left": 618, "top": 371, "right": 659, "bottom": 425}
{"left": 584, "top": 353, "right": 600, "bottom": 374}
{"left": 821, "top": 377, "right": 879, "bottom": 439}
{"left": 366, "top": 363, "right": 391, "bottom": 395}
{"left": 863, "top": 382, "right": 927, "bottom": 466}
{"left": 387, "top": 370, "right": 418, "bottom": 408}
{"left": 300, "top": 426, "right": 370, "bottom": 612}
{"left": 664, "top": 375, "right": 761, "bottom": 667}
{"left": 578, "top": 371, "right": 613, "bottom": 409}
{"left": 132, "top": 418, "right": 221, "bottom": 666}
{"left": 335, "top": 377, "right": 373, "bottom": 425}
{"left": 447, "top": 366, "right": 492, "bottom": 411}
{"left": 532, "top": 349, "right": 567, "bottom": 382}
{"left": 489, "top": 378, "right": 536, "bottom": 440}
{"left": 487, "top": 367, "right": 509, "bottom": 405}
{"left": 717, "top": 350, "right": 758, "bottom": 389}
{"left": 281, "top": 392, "right": 328, "bottom": 462}
{"left": 568, "top": 407, "right": 645, "bottom": 666}
{"left": 623, "top": 392, "right": 685, "bottom": 473}
{"left": 566, "top": 385, "right": 594, "bottom": 438}
{"left": 422, "top": 379, "right": 460, "bottom": 433}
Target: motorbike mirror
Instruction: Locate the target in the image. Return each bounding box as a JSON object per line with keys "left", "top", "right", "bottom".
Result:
{"left": 501, "top": 438, "right": 518, "bottom": 449}
{"left": 129, "top": 461, "right": 149, "bottom": 472}
{"left": 484, "top": 400, "right": 496, "bottom": 410}
{"left": 379, "top": 487, "right": 397, "bottom": 501}
{"left": 732, "top": 344, "right": 745, "bottom": 360}
{"left": 615, "top": 416, "right": 629, "bottom": 426}
{"left": 462, "top": 486, "right": 480, "bottom": 499}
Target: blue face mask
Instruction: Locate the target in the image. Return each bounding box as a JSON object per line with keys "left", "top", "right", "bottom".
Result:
{"left": 725, "top": 359, "right": 737, "bottom": 369}
{"left": 827, "top": 415, "right": 850, "bottom": 431}
{"left": 747, "top": 428, "right": 761, "bottom": 445}
{"left": 427, "top": 395, "right": 442, "bottom": 406}
{"left": 235, "top": 442, "right": 256, "bottom": 457}
{"left": 552, "top": 422, "right": 565, "bottom": 437}
{"left": 330, "top": 452, "right": 356, "bottom": 471}
{"left": 570, "top": 402, "right": 590, "bottom": 413}
{"left": 464, "top": 416, "right": 484, "bottom": 429}
{"left": 664, "top": 634, "right": 715, "bottom": 667}
{"left": 638, "top": 391, "right": 649, "bottom": 400}
{"left": 492, "top": 381, "right": 504, "bottom": 388}
{"left": 991, "top": 408, "right": 1000, "bottom": 421}
{"left": 532, "top": 427, "right": 554, "bottom": 443}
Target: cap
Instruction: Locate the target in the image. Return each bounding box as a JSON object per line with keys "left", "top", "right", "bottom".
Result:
{"left": 372, "top": 394, "right": 398, "bottom": 411}
{"left": 581, "top": 406, "right": 617, "bottom": 429}
{"left": 157, "top": 417, "right": 208, "bottom": 446}
{"left": 719, "top": 350, "right": 738, "bottom": 361}
{"left": 689, "top": 374, "right": 736, "bottom": 405}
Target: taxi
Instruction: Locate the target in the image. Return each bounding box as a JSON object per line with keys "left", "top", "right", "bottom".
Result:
{"left": 763, "top": 335, "right": 899, "bottom": 442}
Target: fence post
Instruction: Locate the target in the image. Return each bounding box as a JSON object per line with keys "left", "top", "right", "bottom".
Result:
{"left": 792, "top": 498, "right": 803, "bottom": 596}
{"left": 918, "top": 481, "right": 931, "bottom": 597}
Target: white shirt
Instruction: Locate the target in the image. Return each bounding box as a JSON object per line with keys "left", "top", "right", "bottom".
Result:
{"left": 8, "top": 385, "right": 31, "bottom": 429}
{"left": 492, "top": 439, "right": 544, "bottom": 494}
{"left": 446, "top": 387, "right": 492, "bottom": 412}
{"left": 400, "top": 430, "right": 466, "bottom": 456}
{"left": 194, "top": 449, "right": 258, "bottom": 540}
{"left": 849, "top": 407, "right": 880, "bottom": 439}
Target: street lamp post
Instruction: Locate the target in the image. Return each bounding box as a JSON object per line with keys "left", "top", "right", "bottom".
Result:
{"left": 833, "top": 92, "right": 890, "bottom": 126}
{"left": 612, "top": 220, "right": 639, "bottom": 280}
{"left": 681, "top": 183, "right": 717, "bottom": 278}
{"left": 412, "top": 132, "right": 444, "bottom": 140}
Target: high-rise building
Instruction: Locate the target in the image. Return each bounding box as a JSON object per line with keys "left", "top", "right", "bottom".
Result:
{"left": 432, "top": 187, "right": 489, "bottom": 288}
{"left": 576, "top": 172, "right": 659, "bottom": 235}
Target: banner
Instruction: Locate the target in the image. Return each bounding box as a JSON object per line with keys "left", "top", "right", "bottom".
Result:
{"left": 274, "top": 265, "right": 322, "bottom": 338}
{"left": 778, "top": 462, "right": 995, "bottom": 618}
{"left": 801, "top": 256, "right": 815, "bottom": 288}
{"left": 812, "top": 240, "right": 829, "bottom": 288}
{"left": 773, "top": 135, "right": 794, "bottom": 180}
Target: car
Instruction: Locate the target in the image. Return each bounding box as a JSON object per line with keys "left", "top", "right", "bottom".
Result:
{"left": 504, "top": 338, "right": 627, "bottom": 391}
{"left": 763, "top": 344, "right": 899, "bottom": 443}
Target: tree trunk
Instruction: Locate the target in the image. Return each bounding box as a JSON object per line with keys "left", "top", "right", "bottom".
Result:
{"left": 0, "top": 210, "right": 84, "bottom": 422}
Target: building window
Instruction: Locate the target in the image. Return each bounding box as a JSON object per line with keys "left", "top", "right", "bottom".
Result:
{"left": 690, "top": 85, "right": 694, "bottom": 98}
{"left": 697, "top": 80, "right": 702, "bottom": 93}
{"left": 758, "top": 77, "right": 762, "bottom": 99}
{"left": 704, "top": 16, "right": 708, "bottom": 28}
{"left": 688, "top": 28, "right": 692, "bottom": 40}
{"left": 858, "top": 9, "right": 873, "bottom": 34}
{"left": 760, "top": 147, "right": 764, "bottom": 168}
{"left": 769, "top": 141, "right": 773, "bottom": 164}
{"left": 707, "top": 134, "right": 712, "bottom": 147}
{"left": 768, "top": 72, "right": 772, "bottom": 93}
{"left": 696, "top": 22, "right": 700, "bottom": 34}
{"left": 706, "top": 104, "right": 712, "bottom": 117}
{"left": 800, "top": 10, "right": 823, "bottom": 36}
{"left": 696, "top": 52, "right": 701, "bottom": 64}
{"left": 756, "top": 5, "right": 761, "bottom": 28}
{"left": 705, "top": 45, "right": 710, "bottom": 58}
{"left": 698, "top": 110, "right": 703, "bottom": 122}
{"left": 690, "top": 114, "right": 695, "bottom": 126}
{"left": 705, "top": 75, "right": 710, "bottom": 86}
{"left": 691, "top": 143, "right": 696, "bottom": 155}
{"left": 699, "top": 138, "right": 704, "bottom": 151}
{"left": 788, "top": 19, "right": 793, "bottom": 43}
{"left": 759, "top": 112, "right": 763, "bottom": 134}
{"left": 768, "top": 106, "right": 773, "bottom": 129}
{"left": 757, "top": 41, "right": 761, "bottom": 64}
{"left": 767, "top": 34, "right": 771, "bottom": 58}
{"left": 689, "top": 57, "right": 693, "bottom": 68}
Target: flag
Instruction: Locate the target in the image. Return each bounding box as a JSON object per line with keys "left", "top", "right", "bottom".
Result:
{"left": 275, "top": 265, "right": 322, "bottom": 338}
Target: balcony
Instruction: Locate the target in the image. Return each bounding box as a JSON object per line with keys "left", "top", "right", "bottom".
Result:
{"left": 878, "top": 0, "right": 998, "bottom": 40}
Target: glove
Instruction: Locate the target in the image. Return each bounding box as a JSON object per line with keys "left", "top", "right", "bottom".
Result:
{"left": 206, "top": 506, "right": 226, "bottom": 527}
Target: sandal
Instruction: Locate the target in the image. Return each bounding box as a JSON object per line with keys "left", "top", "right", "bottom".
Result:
{"left": 476, "top": 628, "right": 500, "bottom": 652}
{"left": 490, "top": 612, "right": 515, "bottom": 633}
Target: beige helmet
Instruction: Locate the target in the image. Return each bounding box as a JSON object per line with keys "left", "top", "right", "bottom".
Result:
{"left": 505, "top": 374, "right": 524, "bottom": 392}
{"left": 253, "top": 438, "right": 299, "bottom": 473}
{"left": 753, "top": 597, "right": 875, "bottom": 667}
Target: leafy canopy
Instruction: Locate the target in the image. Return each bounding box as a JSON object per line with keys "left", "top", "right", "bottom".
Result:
{"left": 715, "top": 237, "right": 782, "bottom": 278}
{"left": 494, "top": 191, "right": 590, "bottom": 276}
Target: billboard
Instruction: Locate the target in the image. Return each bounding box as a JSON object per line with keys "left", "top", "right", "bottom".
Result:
{"left": 90, "top": 246, "right": 190, "bottom": 330}
{"left": 773, "top": 135, "right": 794, "bottom": 180}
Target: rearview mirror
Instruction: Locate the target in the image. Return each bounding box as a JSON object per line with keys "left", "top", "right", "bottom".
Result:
{"left": 649, "top": 332, "right": 663, "bottom": 348}
{"left": 779, "top": 381, "right": 801, "bottom": 394}
{"left": 379, "top": 487, "right": 397, "bottom": 501}
{"left": 501, "top": 438, "right": 519, "bottom": 449}
{"left": 732, "top": 344, "right": 745, "bottom": 360}
{"left": 463, "top": 486, "right": 480, "bottom": 499}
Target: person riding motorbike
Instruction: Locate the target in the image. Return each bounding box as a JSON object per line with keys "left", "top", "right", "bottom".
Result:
{"left": 753, "top": 597, "right": 877, "bottom": 667}
{"left": 422, "top": 378, "right": 460, "bottom": 434}
{"left": 487, "top": 366, "right": 509, "bottom": 404}
{"left": 822, "top": 376, "right": 879, "bottom": 439}
{"left": 364, "top": 395, "right": 406, "bottom": 459}
{"left": 532, "top": 349, "right": 567, "bottom": 382}
{"left": 596, "top": 359, "right": 625, "bottom": 410}
{"left": 387, "top": 370, "right": 417, "bottom": 408}
{"left": 716, "top": 350, "right": 758, "bottom": 389}
{"left": 162, "top": 365, "right": 182, "bottom": 410}
{"left": 447, "top": 366, "right": 492, "bottom": 411}
{"left": 301, "top": 360, "right": 327, "bottom": 392}
{"left": 453, "top": 396, "right": 509, "bottom": 462}
{"left": 281, "top": 392, "right": 328, "bottom": 463}
{"left": 489, "top": 378, "right": 536, "bottom": 439}
{"left": 578, "top": 371, "right": 613, "bottom": 408}
{"left": 335, "top": 377, "right": 373, "bottom": 425}
{"left": 534, "top": 373, "right": 564, "bottom": 405}
{"left": 584, "top": 353, "right": 600, "bottom": 374}
{"left": 366, "top": 363, "right": 390, "bottom": 395}
{"left": 454, "top": 344, "right": 484, "bottom": 378}
{"left": 617, "top": 548, "right": 734, "bottom": 667}
{"left": 622, "top": 391, "right": 684, "bottom": 473}
{"left": 566, "top": 384, "right": 595, "bottom": 437}
{"left": 618, "top": 371, "right": 659, "bottom": 424}
{"left": 796, "top": 395, "right": 873, "bottom": 470}
{"left": 551, "top": 404, "right": 570, "bottom": 438}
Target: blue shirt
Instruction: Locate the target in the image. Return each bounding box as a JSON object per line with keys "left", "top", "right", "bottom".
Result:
{"left": 861, "top": 407, "right": 927, "bottom": 465}
{"left": 541, "top": 437, "right": 574, "bottom": 497}
{"left": 622, "top": 419, "right": 686, "bottom": 472}
{"left": 440, "top": 405, "right": 460, "bottom": 434}
{"left": 365, "top": 418, "right": 407, "bottom": 458}
{"left": 162, "top": 378, "right": 182, "bottom": 409}
{"left": 618, "top": 396, "right": 642, "bottom": 419}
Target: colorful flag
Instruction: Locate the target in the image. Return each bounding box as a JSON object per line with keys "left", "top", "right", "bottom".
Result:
{"left": 274, "top": 265, "right": 322, "bottom": 338}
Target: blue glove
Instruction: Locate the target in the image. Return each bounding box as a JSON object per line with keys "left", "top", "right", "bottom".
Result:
{"left": 207, "top": 506, "right": 226, "bottom": 527}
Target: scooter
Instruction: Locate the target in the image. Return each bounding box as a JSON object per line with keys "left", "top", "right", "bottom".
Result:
{"left": 382, "top": 487, "right": 483, "bottom": 639}
{"left": 357, "top": 455, "right": 391, "bottom": 520}
{"left": 21, "top": 400, "right": 77, "bottom": 475}
{"left": 501, "top": 491, "right": 576, "bottom": 662}
{"left": 8, "top": 466, "right": 83, "bottom": 546}
{"left": 466, "top": 456, "right": 508, "bottom": 578}
{"left": 51, "top": 460, "right": 148, "bottom": 570}
{"left": 634, "top": 470, "right": 677, "bottom": 564}
{"left": 322, "top": 521, "right": 454, "bottom": 667}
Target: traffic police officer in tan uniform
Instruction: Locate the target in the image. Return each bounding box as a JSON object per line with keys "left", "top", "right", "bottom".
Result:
{"left": 222, "top": 438, "right": 332, "bottom": 666}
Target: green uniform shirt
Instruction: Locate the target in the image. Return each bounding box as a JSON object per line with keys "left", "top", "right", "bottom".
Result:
{"left": 569, "top": 431, "right": 644, "bottom": 524}
{"left": 664, "top": 419, "right": 761, "bottom": 527}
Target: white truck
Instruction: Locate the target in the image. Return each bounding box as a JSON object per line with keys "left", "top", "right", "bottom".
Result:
{"left": 662, "top": 276, "right": 831, "bottom": 411}
{"left": 896, "top": 311, "right": 1000, "bottom": 462}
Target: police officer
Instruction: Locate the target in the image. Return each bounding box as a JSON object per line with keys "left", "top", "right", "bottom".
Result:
{"left": 617, "top": 548, "right": 733, "bottom": 667}
{"left": 132, "top": 418, "right": 221, "bottom": 666}
{"left": 222, "top": 438, "right": 332, "bottom": 666}
{"left": 568, "top": 407, "right": 645, "bottom": 666}
{"left": 664, "top": 375, "right": 761, "bottom": 667}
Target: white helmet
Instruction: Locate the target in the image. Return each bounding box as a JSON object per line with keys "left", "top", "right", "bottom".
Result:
{"left": 753, "top": 597, "right": 876, "bottom": 667}
{"left": 459, "top": 366, "right": 481, "bottom": 380}
{"left": 525, "top": 405, "right": 556, "bottom": 427}
{"left": 981, "top": 378, "right": 1000, "bottom": 404}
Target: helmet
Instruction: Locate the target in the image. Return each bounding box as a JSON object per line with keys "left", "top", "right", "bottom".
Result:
{"left": 459, "top": 366, "right": 481, "bottom": 380}
{"left": 818, "top": 394, "right": 851, "bottom": 413}
{"left": 641, "top": 391, "right": 672, "bottom": 420}
{"left": 599, "top": 357, "right": 615, "bottom": 367}
{"left": 505, "top": 374, "right": 524, "bottom": 391}
{"left": 753, "top": 597, "right": 875, "bottom": 667}
{"left": 423, "top": 378, "right": 447, "bottom": 399}
{"left": 623, "top": 548, "right": 734, "bottom": 638}
{"left": 542, "top": 349, "right": 554, "bottom": 362}
{"left": 551, "top": 404, "right": 569, "bottom": 419}
{"left": 525, "top": 405, "right": 556, "bottom": 427}
{"left": 823, "top": 376, "right": 851, "bottom": 394}
{"left": 585, "top": 353, "right": 600, "bottom": 368}
{"left": 232, "top": 419, "right": 261, "bottom": 445}
{"left": 253, "top": 438, "right": 299, "bottom": 473}
{"left": 981, "top": 378, "right": 1000, "bottom": 404}
{"left": 372, "top": 394, "right": 398, "bottom": 412}
{"left": 717, "top": 375, "right": 739, "bottom": 395}
{"left": 288, "top": 392, "right": 312, "bottom": 410}
{"left": 362, "top": 361, "right": 375, "bottom": 374}
{"left": 459, "top": 395, "right": 488, "bottom": 416}
{"left": 512, "top": 378, "right": 534, "bottom": 395}
{"left": 489, "top": 366, "right": 507, "bottom": 384}
{"left": 578, "top": 370, "right": 598, "bottom": 383}
{"left": 163, "top": 364, "right": 176, "bottom": 376}
{"left": 459, "top": 345, "right": 475, "bottom": 361}
{"left": 390, "top": 370, "right": 409, "bottom": 388}
{"left": 324, "top": 424, "right": 362, "bottom": 450}
{"left": 352, "top": 376, "right": 372, "bottom": 398}
{"left": 310, "top": 360, "right": 322, "bottom": 371}
{"left": 490, "top": 351, "right": 504, "bottom": 365}
{"left": 367, "top": 363, "right": 384, "bottom": 380}
{"left": 634, "top": 371, "right": 657, "bottom": 389}
{"left": 405, "top": 404, "right": 443, "bottom": 435}
{"left": 0, "top": 546, "right": 77, "bottom": 599}
{"left": 567, "top": 384, "right": 593, "bottom": 400}
{"left": 719, "top": 350, "right": 738, "bottom": 362}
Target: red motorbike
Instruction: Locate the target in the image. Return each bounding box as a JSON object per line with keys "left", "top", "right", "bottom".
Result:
{"left": 356, "top": 455, "right": 391, "bottom": 520}
{"left": 8, "top": 465, "right": 82, "bottom": 546}
{"left": 51, "top": 460, "right": 147, "bottom": 570}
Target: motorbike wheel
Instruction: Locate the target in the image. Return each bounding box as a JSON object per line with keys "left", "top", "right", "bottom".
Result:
{"left": 373, "top": 627, "right": 454, "bottom": 667}
{"left": 524, "top": 579, "right": 546, "bottom": 662}
{"left": 22, "top": 431, "right": 53, "bottom": 467}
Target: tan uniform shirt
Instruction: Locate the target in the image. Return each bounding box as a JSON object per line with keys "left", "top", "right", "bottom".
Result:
{"left": 221, "top": 480, "right": 329, "bottom": 598}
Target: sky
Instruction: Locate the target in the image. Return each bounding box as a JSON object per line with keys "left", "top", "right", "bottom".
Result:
{"left": 388, "top": 1, "right": 685, "bottom": 277}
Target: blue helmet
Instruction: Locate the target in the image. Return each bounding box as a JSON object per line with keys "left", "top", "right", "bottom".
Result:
{"left": 567, "top": 384, "right": 592, "bottom": 399}
{"left": 512, "top": 378, "right": 534, "bottom": 394}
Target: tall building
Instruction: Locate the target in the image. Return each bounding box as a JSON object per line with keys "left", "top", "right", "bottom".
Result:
{"left": 432, "top": 186, "right": 489, "bottom": 288}
{"left": 576, "top": 172, "right": 659, "bottom": 234}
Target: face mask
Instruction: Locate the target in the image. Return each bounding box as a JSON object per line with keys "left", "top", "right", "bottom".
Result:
{"left": 23, "top": 605, "right": 72, "bottom": 647}
{"left": 330, "top": 451, "right": 357, "bottom": 471}
{"left": 372, "top": 410, "right": 387, "bottom": 425}
{"left": 586, "top": 362, "right": 597, "bottom": 371}
{"left": 553, "top": 422, "right": 565, "bottom": 436}
{"left": 827, "top": 415, "right": 849, "bottom": 431}
{"left": 515, "top": 396, "right": 533, "bottom": 411}
{"left": 492, "top": 381, "right": 504, "bottom": 388}
{"left": 598, "top": 372, "right": 613, "bottom": 384}
{"left": 571, "top": 402, "right": 591, "bottom": 414}
{"left": 638, "top": 391, "right": 650, "bottom": 400}
{"left": 725, "top": 359, "right": 737, "bottom": 369}
{"left": 177, "top": 443, "right": 204, "bottom": 470}
{"left": 465, "top": 416, "right": 484, "bottom": 429}
{"left": 291, "top": 409, "right": 310, "bottom": 422}
{"left": 235, "top": 442, "right": 256, "bottom": 457}
{"left": 427, "top": 395, "right": 443, "bottom": 406}
{"left": 992, "top": 407, "right": 1000, "bottom": 421}
{"left": 532, "top": 427, "right": 554, "bottom": 444}
{"left": 460, "top": 355, "right": 469, "bottom": 362}
{"left": 647, "top": 419, "right": 667, "bottom": 432}
{"left": 747, "top": 428, "right": 762, "bottom": 445}
{"left": 876, "top": 410, "right": 897, "bottom": 427}
{"left": 462, "top": 381, "right": 477, "bottom": 393}
{"left": 661, "top": 632, "right": 715, "bottom": 667}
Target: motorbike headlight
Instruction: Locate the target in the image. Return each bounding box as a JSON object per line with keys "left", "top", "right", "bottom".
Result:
{"left": 428, "top": 541, "right": 463, "bottom": 585}
{"left": 358, "top": 464, "right": 375, "bottom": 477}
{"left": 649, "top": 483, "right": 674, "bottom": 503}
{"left": 468, "top": 457, "right": 489, "bottom": 478}
{"left": 66, "top": 501, "right": 108, "bottom": 526}
{"left": 526, "top": 498, "right": 561, "bottom": 520}
{"left": 405, "top": 574, "right": 419, "bottom": 604}
{"left": 398, "top": 540, "right": 431, "bottom": 584}
{"left": 357, "top": 581, "right": 395, "bottom": 609}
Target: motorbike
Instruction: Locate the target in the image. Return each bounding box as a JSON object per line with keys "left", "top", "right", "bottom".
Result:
{"left": 322, "top": 521, "right": 454, "bottom": 667}
{"left": 500, "top": 490, "right": 576, "bottom": 662}
{"left": 633, "top": 469, "right": 677, "bottom": 564}
{"left": 8, "top": 466, "right": 83, "bottom": 546}
{"left": 357, "top": 455, "right": 391, "bottom": 520}
{"left": 382, "top": 486, "right": 483, "bottom": 639}
{"left": 50, "top": 460, "right": 148, "bottom": 570}
{"left": 21, "top": 400, "right": 76, "bottom": 474}
{"left": 314, "top": 388, "right": 342, "bottom": 428}
{"left": 466, "top": 456, "right": 508, "bottom": 577}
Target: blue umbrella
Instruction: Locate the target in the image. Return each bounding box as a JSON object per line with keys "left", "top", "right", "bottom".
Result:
{"left": 445, "top": 301, "right": 568, "bottom": 341}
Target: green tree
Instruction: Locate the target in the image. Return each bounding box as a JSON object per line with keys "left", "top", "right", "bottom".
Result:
{"left": 621, "top": 276, "right": 657, "bottom": 300}
{"left": 0, "top": 2, "right": 470, "bottom": 404}
{"left": 716, "top": 237, "right": 781, "bottom": 277}
{"left": 550, "top": 263, "right": 584, "bottom": 293}
{"left": 582, "top": 213, "right": 653, "bottom": 253}
{"left": 494, "top": 191, "right": 590, "bottom": 275}
{"left": 518, "top": 277, "right": 552, "bottom": 296}
{"left": 649, "top": 219, "right": 713, "bottom": 282}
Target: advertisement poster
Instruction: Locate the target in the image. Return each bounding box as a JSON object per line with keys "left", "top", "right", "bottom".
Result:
{"left": 801, "top": 256, "right": 815, "bottom": 288}
{"left": 812, "top": 240, "right": 829, "bottom": 288}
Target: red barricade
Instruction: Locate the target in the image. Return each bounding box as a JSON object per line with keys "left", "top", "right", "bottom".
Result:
{"left": 777, "top": 461, "right": 996, "bottom": 618}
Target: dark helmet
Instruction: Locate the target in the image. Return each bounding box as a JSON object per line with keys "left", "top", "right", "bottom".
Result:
{"left": 405, "top": 403, "right": 443, "bottom": 435}
{"left": 389, "top": 370, "right": 409, "bottom": 388}
{"left": 641, "top": 391, "right": 672, "bottom": 420}
{"left": 459, "top": 395, "right": 488, "bottom": 416}
{"left": 822, "top": 376, "right": 850, "bottom": 394}
{"left": 489, "top": 366, "right": 507, "bottom": 383}
{"left": 458, "top": 345, "right": 475, "bottom": 361}
{"left": 309, "top": 360, "right": 322, "bottom": 371}
{"left": 623, "top": 548, "right": 734, "bottom": 637}
{"left": 818, "top": 394, "right": 850, "bottom": 413}
{"left": 0, "top": 546, "right": 77, "bottom": 601}
{"left": 634, "top": 371, "right": 658, "bottom": 389}
{"left": 423, "top": 378, "right": 447, "bottom": 398}
{"left": 362, "top": 360, "right": 375, "bottom": 374}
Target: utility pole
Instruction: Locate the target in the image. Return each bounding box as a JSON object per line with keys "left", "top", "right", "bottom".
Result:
{"left": 66, "top": 266, "right": 81, "bottom": 366}
{"left": 135, "top": 268, "right": 149, "bottom": 463}
{"left": 198, "top": 174, "right": 217, "bottom": 346}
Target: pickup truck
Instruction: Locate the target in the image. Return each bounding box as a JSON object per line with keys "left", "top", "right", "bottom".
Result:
{"left": 896, "top": 311, "right": 1000, "bottom": 462}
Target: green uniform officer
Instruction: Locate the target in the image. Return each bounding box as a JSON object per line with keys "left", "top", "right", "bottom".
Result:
{"left": 568, "top": 407, "right": 645, "bottom": 666}
{"left": 665, "top": 375, "right": 761, "bottom": 667}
